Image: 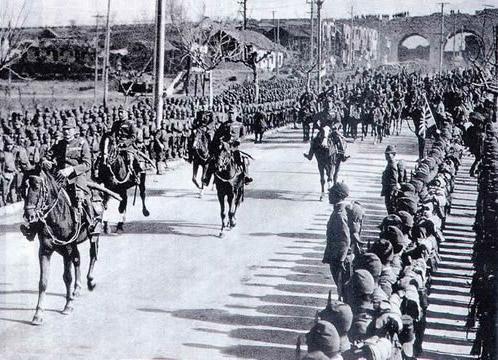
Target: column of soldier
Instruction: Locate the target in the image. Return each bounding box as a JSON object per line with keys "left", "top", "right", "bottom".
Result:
{"left": 466, "top": 106, "right": 498, "bottom": 359}
{"left": 296, "top": 76, "right": 486, "bottom": 360}
{"left": 0, "top": 78, "right": 304, "bottom": 206}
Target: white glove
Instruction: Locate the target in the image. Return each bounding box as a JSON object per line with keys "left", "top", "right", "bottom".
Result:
{"left": 59, "top": 166, "right": 74, "bottom": 177}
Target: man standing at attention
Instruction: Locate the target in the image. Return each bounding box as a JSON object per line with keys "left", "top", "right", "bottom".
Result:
{"left": 381, "top": 145, "right": 401, "bottom": 214}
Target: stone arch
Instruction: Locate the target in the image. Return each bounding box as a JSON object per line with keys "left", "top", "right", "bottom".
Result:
{"left": 397, "top": 33, "right": 431, "bottom": 62}
{"left": 443, "top": 29, "right": 484, "bottom": 65}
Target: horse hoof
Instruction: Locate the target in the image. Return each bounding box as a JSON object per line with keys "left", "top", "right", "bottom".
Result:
{"left": 143, "top": 209, "right": 150, "bottom": 217}
{"left": 31, "top": 315, "right": 43, "bottom": 326}
{"left": 87, "top": 279, "right": 96, "bottom": 291}
{"left": 61, "top": 304, "right": 74, "bottom": 315}
{"left": 319, "top": 196, "right": 324, "bottom": 202}
{"left": 219, "top": 231, "right": 225, "bottom": 238}
{"left": 73, "top": 286, "right": 82, "bottom": 297}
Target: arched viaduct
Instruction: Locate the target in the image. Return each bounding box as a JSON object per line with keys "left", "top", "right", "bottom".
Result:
{"left": 356, "top": 8, "right": 498, "bottom": 68}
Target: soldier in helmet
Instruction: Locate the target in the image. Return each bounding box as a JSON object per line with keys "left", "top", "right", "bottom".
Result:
{"left": 322, "top": 182, "right": 363, "bottom": 301}
{"left": 381, "top": 145, "right": 405, "bottom": 214}
{"left": 203, "top": 105, "right": 253, "bottom": 186}
{"left": 20, "top": 118, "right": 100, "bottom": 241}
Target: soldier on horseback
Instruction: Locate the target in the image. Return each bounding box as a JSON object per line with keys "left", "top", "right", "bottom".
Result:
{"left": 303, "top": 97, "right": 348, "bottom": 163}
{"left": 20, "top": 118, "right": 100, "bottom": 241}
{"left": 203, "top": 105, "right": 253, "bottom": 186}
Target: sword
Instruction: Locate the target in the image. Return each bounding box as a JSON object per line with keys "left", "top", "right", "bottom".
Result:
{"left": 87, "top": 181, "right": 123, "bottom": 202}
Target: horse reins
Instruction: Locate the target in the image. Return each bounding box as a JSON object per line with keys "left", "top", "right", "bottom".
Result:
{"left": 26, "top": 175, "right": 82, "bottom": 246}
{"left": 106, "top": 148, "right": 136, "bottom": 185}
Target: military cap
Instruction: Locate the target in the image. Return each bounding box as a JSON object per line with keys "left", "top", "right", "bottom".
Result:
{"left": 384, "top": 145, "right": 396, "bottom": 154}
{"left": 371, "top": 239, "right": 394, "bottom": 265}
{"left": 350, "top": 269, "right": 375, "bottom": 296}
{"left": 382, "top": 226, "right": 406, "bottom": 254}
{"left": 379, "top": 214, "right": 402, "bottom": 230}
{"left": 319, "top": 300, "right": 353, "bottom": 352}
{"left": 62, "top": 117, "right": 77, "bottom": 129}
{"left": 329, "top": 182, "right": 349, "bottom": 199}
{"left": 396, "top": 211, "right": 414, "bottom": 229}
{"left": 354, "top": 253, "right": 383, "bottom": 283}
{"left": 470, "top": 111, "right": 485, "bottom": 123}
{"left": 306, "top": 321, "right": 341, "bottom": 357}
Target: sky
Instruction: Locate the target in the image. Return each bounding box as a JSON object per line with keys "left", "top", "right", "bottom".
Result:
{"left": 1, "top": 0, "right": 491, "bottom": 27}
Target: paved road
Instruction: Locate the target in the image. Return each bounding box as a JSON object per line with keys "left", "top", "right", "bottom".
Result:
{"left": 0, "top": 127, "right": 475, "bottom": 359}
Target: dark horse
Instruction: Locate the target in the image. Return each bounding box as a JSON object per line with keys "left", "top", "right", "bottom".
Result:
{"left": 94, "top": 141, "right": 149, "bottom": 232}
{"left": 190, "top": 128, "right": 211, "bottom": 197}
{"left": 253, "top": 111, "right": 268, "bottom": 144}
{"left": 214, "top": 142, "right": 245, "bottom": 237}
{"left": 313, "top": 127, "right": 342, "bottom": 201}
{"left": 23, "top": 168, "right": 99, "bottom": 325}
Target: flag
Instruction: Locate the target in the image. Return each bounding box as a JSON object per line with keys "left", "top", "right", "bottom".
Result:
{"left": 418, "top": 95, "right": 437, "bottom": 138}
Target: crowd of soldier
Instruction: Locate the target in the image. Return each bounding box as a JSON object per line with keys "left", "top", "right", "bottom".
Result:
{"left": 298, "top": 69, "right": 491, "bottom": 360}
{"left": 0, "top": 78, "right": 304, "bottom": 207}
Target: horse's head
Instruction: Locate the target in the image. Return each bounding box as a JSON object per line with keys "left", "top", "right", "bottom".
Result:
{"left": 216, "top": 142, "right": 234, "bottom": 174}
{"left": 23, "top": 168, "right": 57, "bottom": 224}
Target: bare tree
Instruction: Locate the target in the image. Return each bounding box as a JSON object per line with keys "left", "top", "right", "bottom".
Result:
{"left": 0, "top": 1, "right": 31, "bottom": 75}
{"left": 232, "top": 47, "right": 272, "bottom": 102}
{"left": 170, "top": 0, "right": 242, "bottom": 103}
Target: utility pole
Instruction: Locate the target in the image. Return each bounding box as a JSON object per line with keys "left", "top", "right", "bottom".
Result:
{"left": 494, "top": 25, "right": 498, "bottom": 121}
{"left": 273, "top": 11, "right": 276, "bottom": 42}
{"left": 276, "top": 17, "right": 280, "bottom": 75}
{"left": 452, "top": 11, "right": 456, "bottom": 63}
{"left": 102, "top": 0, "right": 111, "bottom": 108}
{"left": 316, "top": 0, "right": 324, "bottom": 92}
{"left": 308, "top": 0, "right": 314, "bottom": 65}
{"left": 239, "top": 0, "right": 247, "bottom": 30}
{"left": 350, "top": 5, "right": 354, "bottom": 69}
{"left": 437, "top": 2, "right": 449, "bottom": 74}
{"left": 154, "top": 0, "right": 166, "bottom": 128}
{"left": 92, "top": 14, "right": 104, "bottom": 103}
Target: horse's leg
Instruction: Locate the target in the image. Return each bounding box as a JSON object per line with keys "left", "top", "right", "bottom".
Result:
{"left": 199, "top": 164, "right": 207, "bottom": 198}
{"left": 333, "top": 160, "right": 341, "bottom": 185}
{"left": 318, "top": 162, "right": 326, "bottom": 201}
{"left": 228, "top": 192, "right": 237, "bottom": 228}
{"left": 102, "top": 194, "right": 109, "bottom": 234}
{"left": 61, "top": 252, "right": 75, "bottom": 315}
{"left": 87, "top": 236, "right": 98, "bottom": 291}
{"left": 32, "top": 249, "right": 52, "bottom": 325}
{"left": 217, "top": 187, "right": 227, "bottom": 237}
{"left": 72, "top": 246, "right": 82, "bottom": 297}
{"left": 116, "top": 192, "right": 127, "bottom": 233}
{"left": 139, "top": 172, "right": 150, "bottom": 217}
{"left": 192, "top": 161, "right": 200, "bottom": 189}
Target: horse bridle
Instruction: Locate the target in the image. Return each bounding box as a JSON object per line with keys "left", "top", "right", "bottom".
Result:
{"left": 24, "top": 175, "right": 59, "bottom": 221}
{"left": 25, "top": 174, "right": 81, "bottom": 246}
{"left": 106, "top": 147, "right": 135, "bottom": 185}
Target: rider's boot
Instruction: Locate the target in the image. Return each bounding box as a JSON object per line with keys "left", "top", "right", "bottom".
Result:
{"left": 20, "top": 224, "right": 37, "bottom": 241}
{"left": 203, "top": 162, "right": 214, "bottom": 186}
{"left": 244, "top": 175, "right": 253, "bottom": 185}
{"left": 83, "top": 200, "right": 101, "bottom": 236}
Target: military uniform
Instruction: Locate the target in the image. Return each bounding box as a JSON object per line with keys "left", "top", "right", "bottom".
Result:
{"left": 203, "top": 108, "right": 252, "bottom": 186}
{"left": 381, "top": 146, "right": 401, "bottom": 214}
